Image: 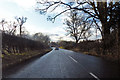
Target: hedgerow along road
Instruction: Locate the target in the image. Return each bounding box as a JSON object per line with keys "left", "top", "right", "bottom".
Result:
{"left": 3, "top": 48, "right": 120, "bottom": 79}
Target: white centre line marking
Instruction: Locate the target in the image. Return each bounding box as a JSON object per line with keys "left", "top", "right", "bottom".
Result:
{"left": 68, "top": 56, "right": 100, "bottom": 80}
{"left": 69, "top": 56, "right": 78, "bottom": 63}
{"left": 89, "top": 72, "right": 100, "bottom": 80}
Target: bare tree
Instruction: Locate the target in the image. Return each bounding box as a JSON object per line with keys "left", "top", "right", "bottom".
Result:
{"left": 8, "top": 21, "right": 18, "bottom": 35}
{"left": 33, "top": 32, "right": 50, "bottom": 44}
{"left": 64, "top": 10, "right": 92, "bottom": 43}
{"left": 0, "top": 19, "right": 7, "bottom": 32}
{"left": 0, "top": 20, "right": 18, "bottom": 35}
{"left": 36, "top": 0, "right": 119, "bottom": 54}
{"left": 15, "top": 16, "right": 27, "bottom": 36}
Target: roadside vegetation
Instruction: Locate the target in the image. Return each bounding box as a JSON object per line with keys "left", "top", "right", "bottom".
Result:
{"left": 1, "top": 0, "right": 120, "bottom": 69}
{"left": 1, "top": 17, "right": 51, "bottom": 69}
{"left": 36, "top": 0, "right": 120, "bottom": 63}
{"left": 58, "top": 40, "right": 119, "bottom": 63}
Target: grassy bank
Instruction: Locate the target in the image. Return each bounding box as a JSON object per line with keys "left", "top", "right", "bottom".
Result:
{"left": 59, "top": 40, "right": 120, "bottom": 64}
{"left": 2, "top": 33, "right": 52, "bottom": 69}
{"left": 2, "top": 49, "right": 52, "bottom": 69}
{"left": 65, "top": 48, "right": 120, "bottom": 64}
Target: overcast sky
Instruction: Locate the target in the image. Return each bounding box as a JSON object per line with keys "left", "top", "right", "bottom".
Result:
{"left": 0, "top": 0, "right": 102, "bottom": 42}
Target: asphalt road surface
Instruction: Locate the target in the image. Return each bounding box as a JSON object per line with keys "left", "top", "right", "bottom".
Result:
{"left": 3, "top": 48, "right": 120, "bottom": 79}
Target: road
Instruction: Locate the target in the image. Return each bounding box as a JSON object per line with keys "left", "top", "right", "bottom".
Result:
{"left": 3, "top": 48, "right": 120, "bottom": 79}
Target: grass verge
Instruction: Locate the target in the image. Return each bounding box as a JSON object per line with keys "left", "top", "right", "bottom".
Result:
{"left": 2, "top": 49, "right": 52, "bottom": 70}
{"left": 65, "top": 48, "right": 120, "bottom": 64}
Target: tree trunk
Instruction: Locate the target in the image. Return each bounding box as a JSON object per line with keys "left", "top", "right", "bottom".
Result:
{"left": 118, "top": 22, "right": 120, "bottom": 62}
{"left": 75, "top": 40, "right": 79, "bottom": 43}
{"left": 118, "top": 21, "right": 120, "bottom": 48}
{"left": 20, "top": 25, "right": 22, "bottom": 36}
{"left": 75, "top": 36, "right": 79, "bottom": 43}
{"left": 102, "top": 23, "right": 110, "bottom": 55}
{"left": 97, "top": 2, "right": 110, "bottom": 55}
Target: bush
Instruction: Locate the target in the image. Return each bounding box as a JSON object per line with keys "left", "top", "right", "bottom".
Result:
{"left": 2, "top": 33, "right": 49, "bottom": 55}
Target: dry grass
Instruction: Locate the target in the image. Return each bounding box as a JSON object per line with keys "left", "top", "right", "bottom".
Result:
{"left": 84, "top": 51, "right": 120, "bottom": 63}
{"left": 2, "top": 49, "right": 51, "bottom": 69}
{"left": 68, "top": 48, "right": 120, "bottom": 63}
{"left": 100, "top": 54, "right": 120, "bottom": 63}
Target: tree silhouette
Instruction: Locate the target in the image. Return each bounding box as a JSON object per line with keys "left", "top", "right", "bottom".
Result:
{"left": 33, "top": 32, "right": 50, "bottom": 44}
{"left": 36, "top": 0, "right": 119, "bottom": 54}
{"left": 0, "top": 19, "right": 7, "bottom": 32}
{"left": 64, "top": 10, "right": 92, "bottom": 43}
{"left": 15, "top": 16, "right": 27, "bottom": 36}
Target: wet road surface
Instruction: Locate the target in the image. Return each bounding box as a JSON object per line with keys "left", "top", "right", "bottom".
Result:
{"left": 3, "top": 48, "right": 120, "bottom": 79}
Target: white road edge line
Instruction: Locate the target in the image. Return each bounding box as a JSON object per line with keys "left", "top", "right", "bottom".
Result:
{"left": 69, "top": 56, "right": 78, "bottom": 63}
{"left": 89, "top": 72, "right": 100, "bottom": 80}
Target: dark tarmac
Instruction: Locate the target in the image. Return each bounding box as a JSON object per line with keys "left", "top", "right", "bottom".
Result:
{"left": 3, "top": 48, "right": 120, "bottom": 79}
